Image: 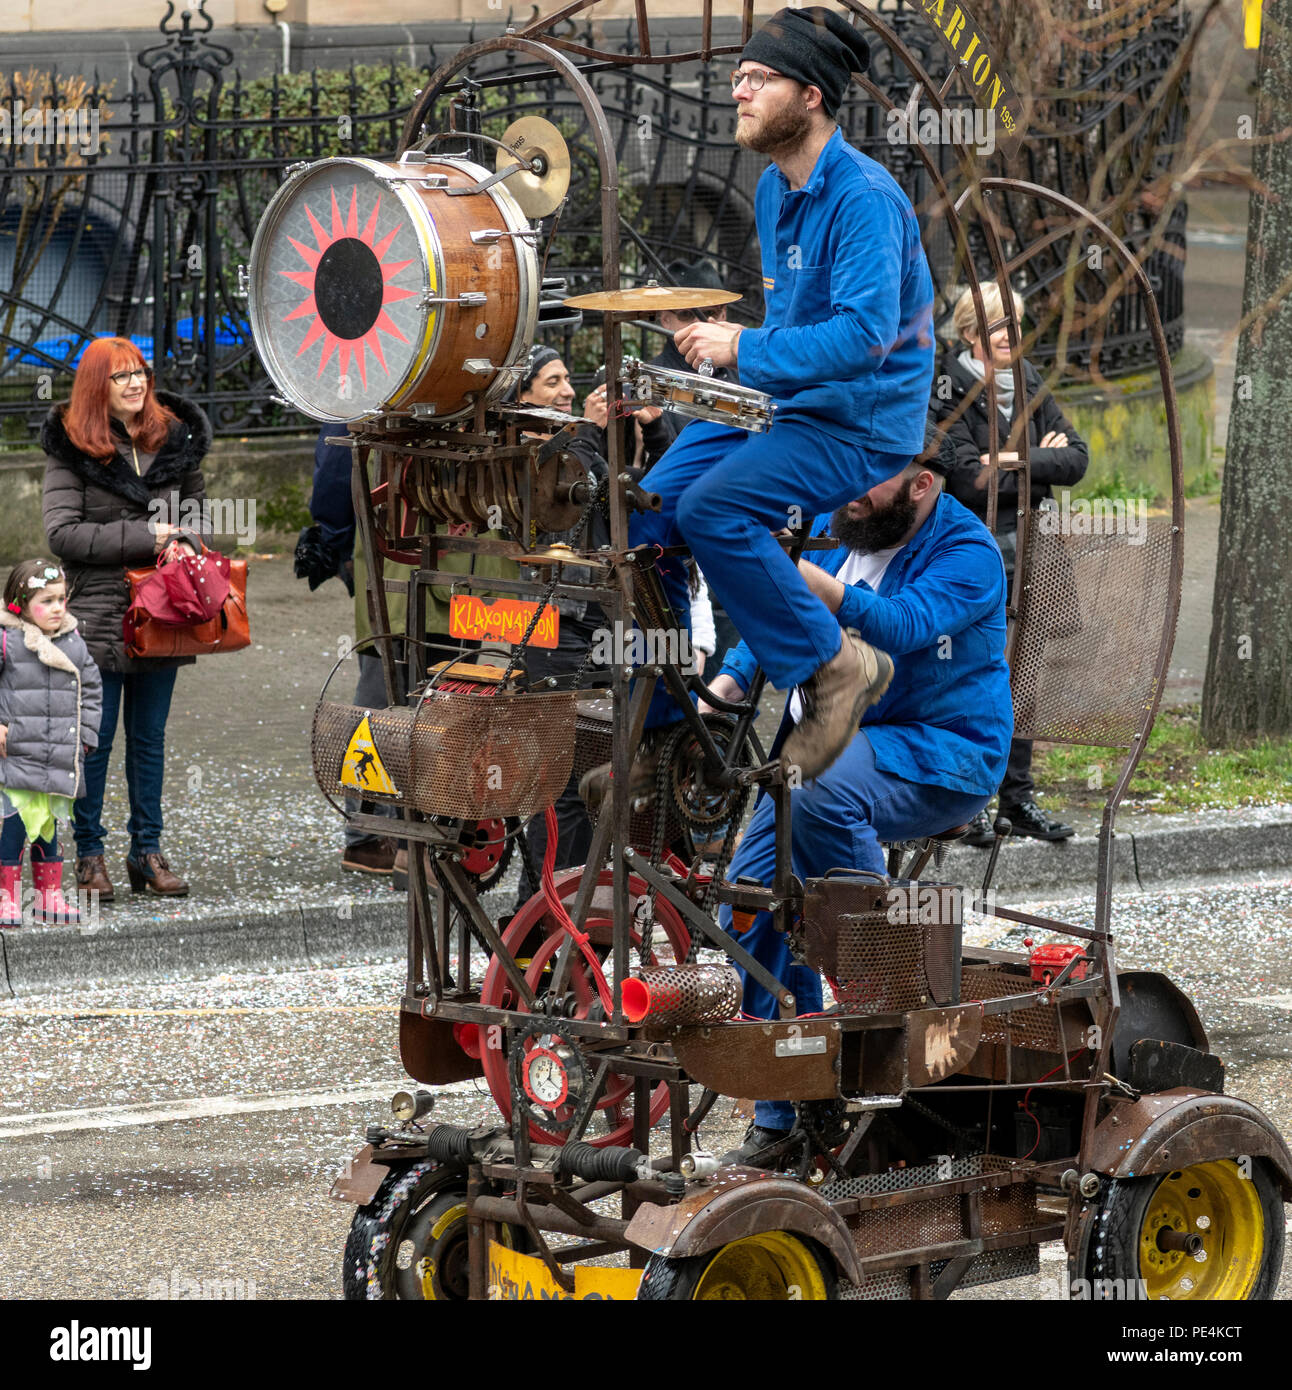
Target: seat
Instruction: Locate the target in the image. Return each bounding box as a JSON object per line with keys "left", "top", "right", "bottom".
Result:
{"left": 884, "top": 823, "right": 970, "bottom": 879}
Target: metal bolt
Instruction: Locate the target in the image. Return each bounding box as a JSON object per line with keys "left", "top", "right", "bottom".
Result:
{"left": 1078, "top": 1172, "right": 1102, "bottom": 1198}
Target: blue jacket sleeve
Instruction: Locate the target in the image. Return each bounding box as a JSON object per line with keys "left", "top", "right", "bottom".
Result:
{"left": 738, "top": 188, "right": 911, "bottom": 396}
{"left": 835, "top": 539, "right": 1004, "bottom": 655}
{"left": 718, "top": 638, "right": 759, "bottom": 693}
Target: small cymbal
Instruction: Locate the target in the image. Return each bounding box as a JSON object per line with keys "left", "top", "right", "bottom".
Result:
{"left": 563, "top": 286, "right": 741, "bottom": 313}
{"left": 496, "top": 116, "right": 571, "bottom": 218}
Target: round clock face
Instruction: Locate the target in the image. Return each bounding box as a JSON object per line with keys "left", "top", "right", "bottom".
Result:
{"left": 521, "top": 1046, "right": 569, "bottom": 1109}
{"left": 251, "top": 160, "right": 429, "bottom": 419}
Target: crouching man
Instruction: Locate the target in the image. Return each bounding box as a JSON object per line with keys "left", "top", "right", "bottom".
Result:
{"left": 701, "top": 426, "right": 1014, "bottom": 1167}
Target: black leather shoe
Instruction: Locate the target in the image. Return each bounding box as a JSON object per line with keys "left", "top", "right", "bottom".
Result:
{"left": 963, "top": 809, "right": 995, "bottom": 847}
{"left": 1000, "top": 799, "right": 1075, "bottom": 842}
{"left": 719, "top": 1124, "right": 795, "bottom": 1170}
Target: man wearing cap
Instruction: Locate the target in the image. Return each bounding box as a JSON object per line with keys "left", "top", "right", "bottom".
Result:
{"left": 628, "top": 6, "right": 935, "bottom": 786}
{"left": 701, "top": 425, "right": 1013, "bottom": 1167}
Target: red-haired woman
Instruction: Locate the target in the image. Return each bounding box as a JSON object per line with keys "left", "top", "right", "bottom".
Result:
{"left": 41, "top": 338, "right": 212, "bottom": 900}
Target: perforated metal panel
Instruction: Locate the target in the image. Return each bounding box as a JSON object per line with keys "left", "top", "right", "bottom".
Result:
{"left": 931, "top": 1245, "right": 1040, "bottom": 1290}
{"left": 850, "top": 1195, "right": 964, "bottom": 1256}
{"left": 572, "top": 704, "right": 684, "bottom": 851}
{"left": 838, "top": 1270, "right": 912, "bottom": 1300}
{"left": 822, "top": 1153, "right": 1001, "bottom": 1197}
{"left": 627, "top": 964, "right": 741, "bottom": 1026}
{"left": 960, "top": 966, "right": 1064, "bottom": 1052}
{"left": 312, "top": 689, "right": 576, "bottom": 818}
{"left": 1012, "top": 519, "right": 1176, "bottom": 747}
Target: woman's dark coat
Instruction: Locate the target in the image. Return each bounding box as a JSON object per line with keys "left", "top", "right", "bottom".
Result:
{"left": 41, "top": 391, "right": 214, "bottom": 675}
{"left": 932, "top": 350, "right": 1090, "bottom": 536}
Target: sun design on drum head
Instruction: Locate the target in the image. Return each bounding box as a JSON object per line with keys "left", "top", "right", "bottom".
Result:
{"left": 280, "top": 184, "right": 416, "bottom": 389}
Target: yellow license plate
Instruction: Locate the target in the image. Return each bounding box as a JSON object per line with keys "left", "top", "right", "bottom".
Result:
{"left": 487, "top": 1241, "right": 643, "bottom": 1301}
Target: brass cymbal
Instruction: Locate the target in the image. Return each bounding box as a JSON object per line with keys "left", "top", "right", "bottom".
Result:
{"left": 496, "top": 116, "right": 571, "bottom": 218}
{"left": 563, "top": 286, "right": 741, "bottom": 313}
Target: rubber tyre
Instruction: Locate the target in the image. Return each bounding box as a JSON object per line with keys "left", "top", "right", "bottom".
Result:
{"left": 1075, "top": 1159, "right": 1284, "bottom": 1301}
{"left": 342, "top": 1160, "right": 457, "bottom": 1300}
{"left": 636, "top": 1232, "right": 838, "bottom": 1301}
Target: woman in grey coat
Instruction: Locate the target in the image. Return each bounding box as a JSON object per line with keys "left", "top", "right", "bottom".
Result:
{"left": 1, "top": 559, "right": 102, "bottom": 925}
{"left": 41, "top": 337, "right": 212, "bottom": 901}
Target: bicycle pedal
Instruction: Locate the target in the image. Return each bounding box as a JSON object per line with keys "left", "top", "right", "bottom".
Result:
{"left": 738, "top": 760, "right": 783, "bottom": 787}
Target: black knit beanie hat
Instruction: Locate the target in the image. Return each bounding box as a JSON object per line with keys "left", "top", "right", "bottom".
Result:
{"left": 918, "top": 417, "right": 957, "bottom": 477}
{"left": 508, "top": 344, "right": 562, "bottom": 402}
{"left": 739, "top": 7, "right": 871, "bottom": 118}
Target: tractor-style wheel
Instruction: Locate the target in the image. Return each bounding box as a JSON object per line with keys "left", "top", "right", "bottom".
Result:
{"left": 1076, "top": 1158, "right": 1284, "bottom": 1301}
{"left": 637, "top": 1232, "right": 837, "bottom": 1301}
{"left": 342, "top": 1165, "right": 527, "bottom": 1300}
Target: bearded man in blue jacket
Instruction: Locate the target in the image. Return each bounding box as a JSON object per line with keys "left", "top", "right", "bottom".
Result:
{"left": 701, "top": 426, "right": 1014, "bottom": 1167}
{"left": 628, "top": 7, "right": 935, "bottom": 786}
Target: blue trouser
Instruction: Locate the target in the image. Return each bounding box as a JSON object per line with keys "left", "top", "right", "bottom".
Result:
{"left": 631, "top": 416, "right": 910, "bottom": 726}
{"left": 0, "top": 816, "right": 57, "bottom": 863}
{"left": 716, "top": 729, "right": 990, "bottom": 1131}
{"left": 74, "top": 667, "right": 178, "bottom": 860}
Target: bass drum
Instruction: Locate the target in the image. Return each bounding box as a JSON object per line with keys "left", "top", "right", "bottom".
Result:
{"left": 249, "top": 154, "right": 538, "bottom": 423}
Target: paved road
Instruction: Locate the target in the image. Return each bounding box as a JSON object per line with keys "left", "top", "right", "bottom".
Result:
{"left": 0, "top": 871, "right": 1288, "bottom": 1301}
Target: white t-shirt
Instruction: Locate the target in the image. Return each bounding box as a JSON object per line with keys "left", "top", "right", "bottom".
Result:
{"left": 788, "top": 545, "right": 902, "bottom": 724}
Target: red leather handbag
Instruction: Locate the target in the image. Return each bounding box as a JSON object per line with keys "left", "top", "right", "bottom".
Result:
{"left": 123, "top": 541, "right": 250, "bottom": 658}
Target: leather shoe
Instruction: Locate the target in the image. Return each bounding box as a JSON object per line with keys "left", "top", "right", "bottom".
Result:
{"left": 125, "top": 851, "right": 189, "bottom": 896}
{"left": 341, "top": 837, "right": 397, "bottom": 875}
{"left": 1000, "top": 799, "right": 1075, "bottom": 842}
{"left": 781, "top": 633, "right": 893, "bottom": 784}
{"left": 76, "top": 854, "right": 115, "bottom": 903}
{"left": 963, "top": 809, "right": 995, "bottom": 847}
{"left": 391, "top": 845, "right": 430, "bottom": 893}
{"left": 720, "top": 1123, "right": 796, "bottom": 1171}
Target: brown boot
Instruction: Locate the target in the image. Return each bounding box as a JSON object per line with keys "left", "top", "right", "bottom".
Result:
{"left": 577, "top": 740, "right": 662, "bottom": 817}
{"left": 780, "top": 633, "right": 894, "bottom": 784}
{"left": 341, "top": 837, "right": 397, "bottom": 875}
{"left": 125, "top": 851, "right": 189, "bottom": 896}
{"left": 76, "top": 855, "right": 114, "bottom": 904}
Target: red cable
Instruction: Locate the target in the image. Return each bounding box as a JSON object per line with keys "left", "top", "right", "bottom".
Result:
{"left": 1018, "top": 1049, "right": 1087, "bottom": 1160}
{"left": 539, "top": 805, "right": 615, "bottom": 1013}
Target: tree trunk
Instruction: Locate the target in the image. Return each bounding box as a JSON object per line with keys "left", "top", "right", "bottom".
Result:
{"left": 1199, "top": 3, "right": 1292, "bottom": 742}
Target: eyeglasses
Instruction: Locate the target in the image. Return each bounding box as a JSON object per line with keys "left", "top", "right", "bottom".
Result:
{"left": 730, "top": 68, "right": 786, "bottom": 94}
{"left": 109, "top": 367, "right": 153, "bottom": 386}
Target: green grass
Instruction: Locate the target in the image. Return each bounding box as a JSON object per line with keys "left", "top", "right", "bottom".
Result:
{"left": 1032, "top": 705, "right": 1292, "bottom": 813}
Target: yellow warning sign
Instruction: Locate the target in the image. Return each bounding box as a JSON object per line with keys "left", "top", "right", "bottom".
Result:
{"left": 340, "top": 714, "right": 398, "bottom": 795}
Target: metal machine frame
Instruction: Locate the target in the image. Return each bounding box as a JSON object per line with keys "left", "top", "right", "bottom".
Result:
{"left": 302, "top": 2, "right": 1292, "bottom": 1301}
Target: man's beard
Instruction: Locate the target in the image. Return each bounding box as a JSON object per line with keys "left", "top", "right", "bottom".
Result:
{"left": 735, "top": 97, "right": 812, "bottom": 156}
{"left": 831, "top": 482, "right": 918, "bottom": 553}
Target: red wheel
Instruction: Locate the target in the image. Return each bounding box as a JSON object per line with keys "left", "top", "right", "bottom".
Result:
{"left": 480, "top": 867, "right": 691, "bottom": 1146}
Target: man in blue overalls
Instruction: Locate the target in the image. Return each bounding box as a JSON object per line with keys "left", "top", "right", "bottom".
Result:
{"left": 629, "top": 7, "right": 935, "bottom": 784}
{"left": 702, "top": 426, "right": 1014, "bottom": 1166}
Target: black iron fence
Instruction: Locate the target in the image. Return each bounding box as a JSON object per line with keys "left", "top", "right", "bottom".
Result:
{"left": 1, "top": 0, "right": 1190, "bottom": 442}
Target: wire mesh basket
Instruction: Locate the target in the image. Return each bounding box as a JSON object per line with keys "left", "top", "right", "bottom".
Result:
{"left": 312, "top": 684, "right": 577, "bottom": 819}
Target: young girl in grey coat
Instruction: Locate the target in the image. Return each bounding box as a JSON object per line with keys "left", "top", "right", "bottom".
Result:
{"left": 0, "top": 559, "right": 103, "bottom": 925}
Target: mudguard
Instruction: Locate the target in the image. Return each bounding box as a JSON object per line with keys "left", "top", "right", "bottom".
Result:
{"left": 623, "top": 1168, "right": 861, "bottom": 1284}
{"left": 1084, "top": 1088, "right": 1292, "bottom": 1199}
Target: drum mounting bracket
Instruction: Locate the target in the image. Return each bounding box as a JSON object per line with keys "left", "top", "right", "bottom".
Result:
{"left": 420, "top": 291, "right": 488, "bottom": 308}
{"left": 471, "top": 227, "right": 540, "bottom": 245}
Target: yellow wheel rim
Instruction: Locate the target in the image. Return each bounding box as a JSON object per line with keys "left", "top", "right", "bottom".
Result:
{"left": 418, "top": 1201, "right": 468, "bottom": 1300}
{"left": 692, "top": 1232, "right": 830, "bottom": 1301}
{"left": 1138, "top": 1161, "right": 1264, "bottom": 1300}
